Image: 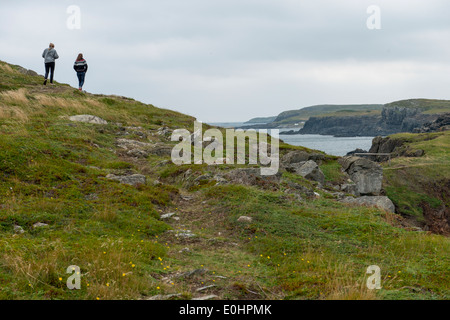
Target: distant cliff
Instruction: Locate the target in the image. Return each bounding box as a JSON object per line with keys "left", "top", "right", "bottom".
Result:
{"left": 295, "top": 102, "right": 443, "bottom": 137}
{"left": 244, "top": 116, "right": 277, "bottom": 124}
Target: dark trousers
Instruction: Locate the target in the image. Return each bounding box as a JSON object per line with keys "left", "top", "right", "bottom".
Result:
{"left": 77, "top": 72, "right": 86, "bottom": 88}
{"left": 44, "top": 62, "right": 55, "bottom": 83}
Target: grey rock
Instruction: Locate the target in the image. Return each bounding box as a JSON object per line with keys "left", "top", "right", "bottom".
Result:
{"left": 285, "top": 161, "right": 306, "bottom": 173}
{"left": 369, "top": 136, "right": 404, "bottom": 154}
{"left": 125, "top": 126, "right": 148, "bottom": 139}
{"left": 176, "top": 231, "right": 196, "bottom": 239}
{"left": 414, "top": 113, "right": 450, "bottom": 133}
{"left": 213, "top": 175, "right": 228, "bottom": 185}
{"left": 14, "top": 225, "right": 25, "bottom": 234}
{"left": 182, "top": 169, "right": 193, "bottom": 180}
{"left": 69, "top": 115, "right": 108, "bottom": 125}
{"left": 191, "top": 295, "right": 218, "bottom": 301}
{"left": 147, "top": 293, "right": 182, "bottom": 300}
{"left": 224, "top": 168, "right": 282, "bottom": 189}
{"left": 176, "top": 268, "right": 208, "bottom": 279}
{"left": 341, "top": 183, "right": 359, "bottom": 196}
{"left": 16, "top": 66, "right": 39, "bottom": 77}
{"left": 157, "top": 126, "right": 173, "bottom": 137}
{"left": 292, "top": 160, "right": 325, "bottom": 185}
{"left": 237, "top": 216, "right": 253, "bottom": 223}
{"left": 148, "top": 144, "right": 173, "bottom": 157}
{"left": 341, "top": 196, "right": 395, "bottom": 213}
{"left": 161, "top": 212, "right": 176, "bottom": 220}
{"left": 106, "top": 174, "right": 146, "bottom": 186}
{"left": 339, "top": 157, "right": 383, "bottom": 195}
{"left": 32, "top": 222, "right": 49, "bottom": 229}
{"left": 281, "top": 151, "right": 310, "bottom": 166}
{"left": 194, "top": 174, "right": 212, "bottom": 183}
{"left": 196, "top": 285, "right": 216, "bottom": 292}
{"left": 309, "top": 153, "right": 326, "bottom": 162}
{"left": 126, "top": 149, "right": 149, "bottom": 158}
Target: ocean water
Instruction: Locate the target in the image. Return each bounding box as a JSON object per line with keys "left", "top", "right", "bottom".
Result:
{"left": 208, "top": 123, "right": 374, "bottom": 157}
{"left": 279, "top": 134, "right": 374, "bottom": 157}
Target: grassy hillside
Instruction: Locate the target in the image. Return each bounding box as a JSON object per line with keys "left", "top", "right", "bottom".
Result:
{"left": 385, "top": 99, "right": 450, "bottom": 114}
{"left": 273, "top": 104, "right": 383, "bottom": 125}
{"left": 266, "top": 99, "right": 450, "bottom": 127}
{"left": 0, "top": 60, "right": 448, "bottom": 300}
{"left": 244, "top": 116, "right": 277, "bottom": 124}
{"left": 382, "top": 131, "right": 450, "bottom": 234}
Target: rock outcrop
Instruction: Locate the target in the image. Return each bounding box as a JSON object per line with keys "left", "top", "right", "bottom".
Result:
{"left": 413, "top": 113, "right": 450, "bottom": 133}
{"left": 341, "top": 196, "right": 395, "bottom": 213}
{"left": 339, "top": 156, "right": 382, "bottom": 195}
{"left": 281, "top": 151, "right": 326, "bottom": 184}
{"left": 224, "top": 168, "right": 282, "bottom": 189}
{"left": 69, "top": 115, "right": 108, "bottom": 125}
{"left": 16, "top": 66, "right": 39, "bottom": 77}
{"left": 369, "top": 136, "right": 425, "bottom": 160}
{"left": 297, "top": 105, "right": 439, "bottom": 137}
{"left": 281, "top": 150, "right": 325, "bottom": 166}
{"left": 285, "top": 160, "right": 325, "bottom": 185}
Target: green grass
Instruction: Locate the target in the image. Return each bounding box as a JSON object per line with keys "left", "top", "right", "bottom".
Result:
{"left": 385, "top": 99, "right": 450, "bottom": 114}
{"left": 0, "top": 59, "right": 448, "bottom": 300}
{"left": 201, "top": 184, "right": 449, "bottom": 299}
{"left": 382, "top": 131, "right": 450, "bottom": 222}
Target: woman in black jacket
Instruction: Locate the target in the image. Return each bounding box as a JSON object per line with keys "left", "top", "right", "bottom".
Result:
{"left": 73, "top": 53, "right": 88, "bottom": 91}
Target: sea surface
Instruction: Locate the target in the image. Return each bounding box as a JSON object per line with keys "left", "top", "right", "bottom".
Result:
{"left": 208, "top": 122, "right": 374, "bottom": 157}
{"left": 278, "top": 133, "right": 374, "bottom": 157}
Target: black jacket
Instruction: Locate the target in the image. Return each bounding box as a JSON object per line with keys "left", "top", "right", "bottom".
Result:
{"left": 74, "top": 59, "right": 88, "bottom": 73}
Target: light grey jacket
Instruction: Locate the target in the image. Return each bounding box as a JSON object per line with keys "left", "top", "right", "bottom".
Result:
{"left": 42, "top": 48, "right": 59, "bottom": 63}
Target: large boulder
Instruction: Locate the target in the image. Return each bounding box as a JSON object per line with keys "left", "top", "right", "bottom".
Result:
{"left": 339, "top": 156, "right": 383, "bottom": 195}
{"left": 414, "top": 113, "right": 450, "bottom": 133}
{"left": 148, "top": 143, "right": 173, "bottom": 157}
{"left": 281, "top": 151, "right": 325, "bottom": 167}
{"left": 224, "top": 168, "right": 281, "bottom": 189}
{"left": 369, "top": 136, "right": 404, "bottom": 154}
{"left": 341, "top": 196, "right": 395, "bottom": 213}
{"left": 287, "top": 160, "right": 325, "bottom": 185}
{"left": 341, "top": 183, "right": 359, "bottom": 196}
{"left": 281, "top": 151, "right": 310, "bottom": 165}
{"left": 69, "top": 115, "right": 108, "bottom": 125}
{"left": 16, "top": 66, "right": 39, "bottom": 77}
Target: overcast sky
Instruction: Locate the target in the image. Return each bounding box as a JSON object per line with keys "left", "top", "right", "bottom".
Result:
{"left": 1, "top": 0, "right": 450, "bottom": 122}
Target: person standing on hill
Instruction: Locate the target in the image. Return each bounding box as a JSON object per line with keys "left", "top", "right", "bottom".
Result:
{"left": 42, "top": 43, "right": 59, "bottom": 85}
{"left": 73, "top": 53, "right": 88, "bottom": 91}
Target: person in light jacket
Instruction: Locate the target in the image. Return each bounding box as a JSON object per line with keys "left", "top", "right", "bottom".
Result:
{"left": 73, "top": 53, "right": 88, "bottom": 91}
{"left": 42, "top": 43, "right": 59, "bottom": 85}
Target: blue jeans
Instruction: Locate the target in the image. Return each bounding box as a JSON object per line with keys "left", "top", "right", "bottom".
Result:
{"left": 77, "top": 72, "right": 86, "bottom": 88}
{"left": 45, "top": 62, "right": 55, "bottom": 83}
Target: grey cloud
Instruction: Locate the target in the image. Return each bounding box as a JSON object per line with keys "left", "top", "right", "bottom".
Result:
{"left": 1, "top": 0, "right": 450, "bottom": 121}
